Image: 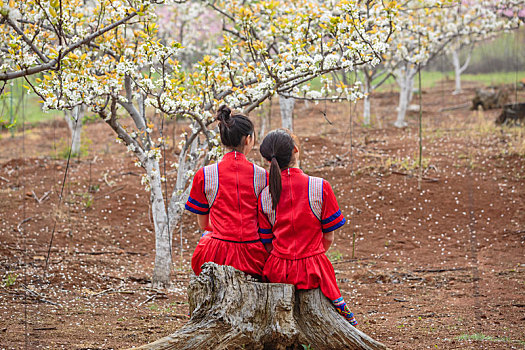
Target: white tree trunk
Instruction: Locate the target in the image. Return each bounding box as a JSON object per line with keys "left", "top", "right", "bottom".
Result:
{"left": 65, "top": 105, "right": 85, "bottom": 155}
{"left": 164, "top": 134, "right": 205, "bottom": 267}
{"left": 451, "top": 50, "right": 462, "bottom": 94}
{"left": 395, "top": 85, "right": 409, "bottom": 128}
{"left": 259, "top": 110, "right": 268, "bottom": 139}
{"left": 363, "top": 78, "right": 371, "bottom": 126}
{"left": 259, "top": 101, "right": 272, "bottom": 140}
{"left": 451, "top": 48, "right": 471, "bottom": 95}
{"left": 279, "top": 95, "right": 295, "bottom": 131}
{"left": 100, "top": 91, "right": 207, "bottom": 290}
{"left": 394, "top": 67, "right": 417, "bottom": 128}
{"left": 145, "top": 158, "right": 173, "bottom": 288}
{"left": 407, "top": 73, "right": 415, "bottom": 105}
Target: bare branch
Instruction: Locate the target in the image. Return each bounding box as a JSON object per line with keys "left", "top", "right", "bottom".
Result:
{"left": 99, "top": 96, "right": 146, "bottom": 163}
{"left": 371, "top": 71, "right": 393, "bottom": 91}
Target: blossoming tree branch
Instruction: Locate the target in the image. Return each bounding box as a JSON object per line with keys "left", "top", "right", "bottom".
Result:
{"left": 0, "top": 0, "right": 153, "bottom": 89}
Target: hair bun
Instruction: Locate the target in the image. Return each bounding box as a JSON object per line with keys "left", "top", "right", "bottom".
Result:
{"left": 216, "top": 105, "right": 233, "bottom": 127}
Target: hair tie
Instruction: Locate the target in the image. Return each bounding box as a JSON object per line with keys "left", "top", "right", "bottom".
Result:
{"left": 271, "top": 154, "right": 276, "bottom": 159}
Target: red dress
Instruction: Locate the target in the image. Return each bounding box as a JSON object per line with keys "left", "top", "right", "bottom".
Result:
{"left": 185, "top": 151, "right": 269, "bottom": 277}
{"left": 258, "top": 168, "right": 346, "bottom": 300}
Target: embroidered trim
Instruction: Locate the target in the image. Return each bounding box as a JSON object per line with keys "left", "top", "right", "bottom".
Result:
{"left": 203, "top": 164, "right": 219, "bottom": 207}
{"left": 332, "top": 297, "right": 358, "bottom": 326}
{"left": 253, "top": 164, "right": 267, "bottom": 198}
{"left": 308, "top": 176, "right": 323, "bottom": 220}
{"left": 260, "top": 187, "right": 276, "bottom": 226}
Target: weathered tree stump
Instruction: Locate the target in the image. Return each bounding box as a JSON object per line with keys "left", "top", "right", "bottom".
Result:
{"left": 471, "top": 87, "right": 509, "bottom": 110}
{"left": 135, "top": 263, "right": 387, "bottom": 350}
{"left": 495, "top": 103, "right": 525, "bottom": 126}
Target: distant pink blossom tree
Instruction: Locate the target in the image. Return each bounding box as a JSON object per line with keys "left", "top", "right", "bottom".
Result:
{"left": 447, "top": 0, "right": 524, "bottom": 95}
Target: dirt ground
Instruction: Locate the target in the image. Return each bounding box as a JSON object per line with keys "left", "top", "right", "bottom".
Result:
{"left": 0, "top": 80, "right": 524, "bottom": 349}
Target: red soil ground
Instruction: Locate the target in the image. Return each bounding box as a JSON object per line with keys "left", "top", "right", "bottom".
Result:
{"left": 1, "top": 80, "right": 524, "bottom": 349}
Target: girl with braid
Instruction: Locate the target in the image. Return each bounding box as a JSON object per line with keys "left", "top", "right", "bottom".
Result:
{"left": 257, "top": 129, "right": 358, "bottom": 326}
{"left": 185, "top": 105, "right": 268, "bottom": 278}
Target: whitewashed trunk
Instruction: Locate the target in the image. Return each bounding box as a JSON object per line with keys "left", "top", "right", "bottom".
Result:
{"left": 279, "top": 95, "right": 295, "bottom": 131}
{"left": 259, "top": 104, "right": 269, "bottom": 140}
{"left": 65, "top": 105, "right": 85, "bottom": 155}
{"left": 451, "top": 48, "right": 470, "bottom": 95}
{"left": 149, "top": 141, "right": 197, "bottom": 288}
{"left": 452, "top": 50, "right": 462, "bottom": 94}
{"left": 164, "top": 135, "right": 204, "bottom": 261}
{"left": 363, "top": 78, "right": 371, "bottom": 126}
{"left": 145, "top": 158, "right": 173, "bottom": 288}
{"left": 407, "top": 74, "right": 415, "bottom": 105}
{"left": 395, "top": 84, "right": 409, "bottom": 128}
{"left": 394, "top": 67, "right": 417, "bottom": 128}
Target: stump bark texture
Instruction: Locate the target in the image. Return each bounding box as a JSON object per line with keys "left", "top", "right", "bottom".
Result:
{"left": 136, "top": 263, "right": 387, "bottom": 350}
{"left": 495, "top": 103, "right": 525, "bottom": 125}
{"left": 471, "top": 87, "right": 509, "bottom": 110}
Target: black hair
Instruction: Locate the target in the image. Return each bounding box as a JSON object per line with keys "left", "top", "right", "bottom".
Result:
{"left": 259, "top": 129, "right": 295, "bottom": 209}
{"left": 216, "top": 105, "right": 254, "bottom": 149}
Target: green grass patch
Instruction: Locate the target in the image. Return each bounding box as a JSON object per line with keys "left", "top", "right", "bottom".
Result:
{"left": 327, "top": 250, "right": 343, "bottom": 263}
{"left": 302, "top": 69, "right": 524, "bottom": 94}
{"left": 455, "top": 333, "right": 525, "bottom": 345}
{"left": 461, "top": 71, "right": 525, "bottom": 86}
{"left": 2, "top": 272, "right": 17, "bottom": 288}
{"left": 375, "top": 70, "right": 525, "bottom": 92}
{"left": 53, "top": 135, "right": 92, "bottom": 159}
{"left": 1, "top": 80, "right": 60, "bottom": 128}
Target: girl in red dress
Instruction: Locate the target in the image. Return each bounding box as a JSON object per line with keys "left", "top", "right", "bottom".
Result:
{"left": 257, "top": 129, "right": 358, "bottom": 326}
{"left": 185, "top": 105, "right": 268, "bottom": 278}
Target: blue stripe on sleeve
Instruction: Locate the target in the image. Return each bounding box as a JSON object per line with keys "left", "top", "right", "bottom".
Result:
{"left": 258, "top": 228, "right": 273, "bottom": 234}
{"left": 188, "top": 196, "right": 209, "bottom": 209}
{"left": 322, "top": 217, "right": 346, "bottom": 233}
{"left": 321, "top": 209, "right": 342, "bottom": 225}
{"left": 185, "top": 203, "right": 209, "bottom": 215}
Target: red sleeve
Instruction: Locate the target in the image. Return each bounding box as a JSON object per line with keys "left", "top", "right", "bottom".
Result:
{"left": 185, "top": 168, "right": 210, "bottom": 215}
{"left": 321, "top": 180, "right": 346, "bottom": 233}
{"left": 258, "top": 193, "right": 274, "bottom": 243}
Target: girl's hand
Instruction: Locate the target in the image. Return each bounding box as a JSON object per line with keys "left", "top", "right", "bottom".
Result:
{"left": 322, "top": 231, "right": 334, "bottom": 252}
{"left": 196, "top": 214, "right": 211, "bottom": 231}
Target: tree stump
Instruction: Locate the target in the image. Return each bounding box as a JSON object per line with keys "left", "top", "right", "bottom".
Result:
{"left": 135, "top": 263, "right": 387, "bottom": 350}
{"left": 471, "top": 87, "right": 509, "bottom": 110}
{"left": 495, "top": 103, "right": 525, "bottom": 126}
